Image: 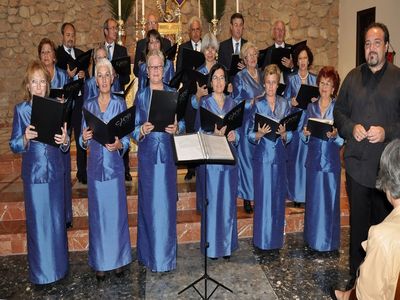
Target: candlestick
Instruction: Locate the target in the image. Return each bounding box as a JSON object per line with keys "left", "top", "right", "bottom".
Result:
{"left": 135, "top": 0, "right": 138, "bottom": 22}
{"left": 198, "top": 0, "right": 201, "bottom": 18}
{"left": 213, "top": 0, "right": 216, "bottom": 19}
{"left": 118, "top": 0, "right": 121, "bottom": 19}
{"left": 142, "top": 0, "right": 145, "bottom": 18}
{"left": 236, "top": 0, "right": 239, "bottom": 13}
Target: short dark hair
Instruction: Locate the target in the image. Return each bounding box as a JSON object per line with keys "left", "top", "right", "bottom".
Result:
{"left": 230, "top": 13, "right": 244, "bottom": 24}
{"left": 61, "top": 22, "right": 75, "bottom": 35}
{"left": 37, "top": 37, "right": 56, "bottom": 58}
{"left": 365, "top": 22, "right": 390, "bottom": 44}
{"left": 293, "top": 43, "right": 314, "bottom": 67}
{"left": 145, "top": 29, "right": 167, "bottom": 65}
{"left": 208, "top": 63, "right": 228, "bottom": 89}
{"left": 316, "top": 66, "right": 341, "bottom": 98}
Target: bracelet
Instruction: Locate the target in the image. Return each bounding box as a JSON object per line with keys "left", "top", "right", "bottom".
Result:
{"left": 140, "top": 125, "right": 145, "bottom": 136}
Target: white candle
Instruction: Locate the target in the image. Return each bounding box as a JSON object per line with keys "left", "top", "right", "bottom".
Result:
{"left": 135, "top": 0, "right": 138, "bottom": 22}
{"left": 118, "top": 0, "right": 121, "bottom": 19}
{"left": 236, "top": 0, "right": 239, "bottom": 13}
{"left": 213, "top": 0, "right": 216, "bottom": 19}
{"left": 198, "top": 0, "right": 201, "bottom": 18}
{"left": 142, "top": 0, "right": 145, "bottom": 18}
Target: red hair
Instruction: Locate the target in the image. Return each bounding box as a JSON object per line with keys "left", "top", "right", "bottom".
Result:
{"left": 317, "top": 66, "right": 340, "bottom": 97}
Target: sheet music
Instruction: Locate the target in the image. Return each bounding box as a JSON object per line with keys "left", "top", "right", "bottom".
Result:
{"left": 173, "top": 134, "right": 205, "bottom": 161}
{"left": 201, "top": 134, "right": 235, "bottom": 161}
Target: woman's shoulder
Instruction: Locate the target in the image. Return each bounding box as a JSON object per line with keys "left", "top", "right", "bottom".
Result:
{"left": 14, "top": 100, "right": 30, "bottom": 111}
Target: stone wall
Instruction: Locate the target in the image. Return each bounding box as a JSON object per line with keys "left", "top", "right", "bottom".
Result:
{"left": 0, "top": 0, "right": 338, "bottom": 126}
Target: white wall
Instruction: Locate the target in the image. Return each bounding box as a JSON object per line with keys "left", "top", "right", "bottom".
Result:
{"left": 338, "top": 0, "right": 399, "bottom": 80}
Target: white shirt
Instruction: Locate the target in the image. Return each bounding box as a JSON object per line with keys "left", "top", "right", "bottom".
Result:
{"left": 105, "top": 42, "right": 115, "bottom": 60}
{"left": 191, "top": 40, "right": 202, "bottom": 52}
{"left": 232, "top": 38, "right": 242, "bottom": 54}
{"left": 275, "top": 42, "right": 286, "bottom": 49}
{"left": 63, "top": 45, "right": 76, "bottom": 59}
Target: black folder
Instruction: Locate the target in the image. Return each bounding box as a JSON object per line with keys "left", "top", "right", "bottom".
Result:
{"left": 271, "top": 47, "right": 292, "bottom": 71}
{"left": 50, "top": 79, "right": 84, "bottom": 100}
{"left": 30, "top": 95, "right": 71, "bottom": 147}
{"left": 169, "top": 69, "right": 209, "bottom": 95}
{"left": 254, "top": 110, "right": 302, "bottom": 141}
{"left": 296, "top": 84, "right": 319, "bottom": 110}
{"left": 148, "top": 90, "right": 179, "bottom": 132}
{"left": 165, "top": 43, "right": 178, "bottom": 60}
{"left": 67, "top": 49, "right": 93, "bottom": 71}
{"left": 181, "top": 48, "right": 205, "bottom": 70}
{"left": 111, "top": 56, "right": 131, "bottom": 76}
{"left": 83, "top": 105, "right": 136, "bottom": 145}
{"left": 307, "top": 117, "right": 333, "bottom": 141}
{"left": 228, "top": 54, "right": 241, "bottom": 77}
{"left": 112, "top": 78, "right": 135, "bottom": 99}
{"left": 200, "top": 100, "right": 245, "bottom": 135}
{"left": 277, "top": 83, "right": 286, "bottom": 97}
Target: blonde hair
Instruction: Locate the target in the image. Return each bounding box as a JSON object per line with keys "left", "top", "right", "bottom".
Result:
{"left": 23, "top": 60, "right": 51, "bottom": 100}
{"left": 240, "top": 42, "right": 258, "bottom": 60}
{"left": 263, "top": 64, "right": 281, "bottom": 82}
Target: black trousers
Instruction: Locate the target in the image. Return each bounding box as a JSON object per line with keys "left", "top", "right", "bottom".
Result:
{"left": 123, "top": 149, "right": 130, "bottom": 174}
{"left": 71, "top": 95, "right": 87, "bottom": 180}
{"left": 345, "top": 173, "right": 392, "bottom": 277}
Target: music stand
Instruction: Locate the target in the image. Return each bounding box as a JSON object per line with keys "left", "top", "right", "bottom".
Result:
{"left": 172, "top": 133, "right": 235, "bottom": 299}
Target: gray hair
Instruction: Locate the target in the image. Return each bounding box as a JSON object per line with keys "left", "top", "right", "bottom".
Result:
{"left": 376, "top": 139, "right": 400, "bottom": 199}
{"left": 201, "top": 33, "right": 219, "bottom": 53}
{"left": 95, "top": 58, "right": 113, "bottom": 78}
{"left": 188, "top": 16, "right": 202, "bottom": 30}
{"left": 146, "top": 49, "right": 165, "bottom": 66}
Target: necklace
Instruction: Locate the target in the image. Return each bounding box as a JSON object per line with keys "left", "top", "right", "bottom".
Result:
{"left": 299, "top": 72, "right": 309, "bottom": 81}
{"left": 248, "top": 68, "right": 258, "bottom": 80}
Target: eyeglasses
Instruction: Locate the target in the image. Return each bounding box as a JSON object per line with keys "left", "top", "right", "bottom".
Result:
{"left": 365, "top": 39, "right": 383, "bottom": 49}
{"left": 212, "top": 75, "right": 225, "bottom": 81}
{"left": 97, "top": 73, "right": 112, "bottom": 80}
{"left": 148, "top": 65, "right": 163, "bottom": 71}
{"left": 31, "top": 79, "right": 47, "bottom": 87}
{"left": 319, "top": 81, "right": 333, "bottom": 87}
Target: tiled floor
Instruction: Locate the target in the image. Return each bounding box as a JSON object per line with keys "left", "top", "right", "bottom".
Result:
{"left": 0, "top": 229, "right": 351, "bottom": 299}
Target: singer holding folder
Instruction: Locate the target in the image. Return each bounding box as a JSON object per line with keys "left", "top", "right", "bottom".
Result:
{"left": 194, "top": 63, "right": 239, "bottom": 259}
{"left": 248, "top": 64, "right": 292, "bottom": 250}
{"left": 132, "top": 50, "right": 184, "bottom": 272}
{"left": 301, "top": 66, "right": 343, "bottom": 252}
{"left": 232, "top": 42, "right": 264, "bottom": 214}
{"left": 38, "top": 38, "right": 74, "bottom": 228}
{"left": 10, "top": 60, "right": 70, "bottom": 284}
{"left": 284, "top": 44, "right": 317, "bottom": 207}
{"left": 80, "top": 58, "right": 132, "bottom": 280}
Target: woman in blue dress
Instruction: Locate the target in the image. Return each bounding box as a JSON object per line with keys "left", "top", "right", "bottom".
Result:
{"left": 132, "top": 50, "right": 184, "bottom": 272}
{"left": 232, "top": 42, "right": 265, "bottom": 214}
{"left": 10, "top": 60, "right": 70, "bottom": 284}
{"left": 80, "top": 58, "right": 132, "bottom": 280}
{"left": 137, "top": 29, "right": 175, "bottom": 90}
{"left": 285, "top": 44, "right": 317, "bottom": 206}
{"left": 190, "top": 32, "right": 218, "bottom": 211}
{"left": 38, "top": 38, "right": 73, "bottom": 227}
{"left": 195, "top": 63, "right": 239, "bottom": 259}
{"left": 83, "top": 46, "right": 122, "bottom": 102}
{"left": 302, "top": 66, "right": 343, "bottom": 251}
{"left": 248, "top": 64, "right": 292, "bottom": 250}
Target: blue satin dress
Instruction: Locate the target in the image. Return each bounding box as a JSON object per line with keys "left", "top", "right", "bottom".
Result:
{"left": 51, "top": 66, "right": 73, "bottom": 225}
{"left": 232, "top": 68, "right": 264, "bottom": 201}
{"left": 137, "top": 59, "right": 175, "bottom": 90}
{"left": 190, "top": 63, "right": 210, "bottom": 212}
{"left": 10, "top": 101, "right": 69, "bottom": 284}
{"left": 80, "top": 95, "right": 132, "bottom": 271}
{"left": 302, "top": 99, "right": 343, "bottom": 251}
{"left": 194, "top": 93, "right": 239, "bottom": 258}
{"left": 132, "top": 85, "right": 184, "bottom": 272}
{"left": 83, "top": 76, "right": 122, "bottom": 102}
{"left": 248, "top": 96, "right": 292, "bottom": 250}
{"left": 284, "top": 72, "right": 317, "bottom": 203}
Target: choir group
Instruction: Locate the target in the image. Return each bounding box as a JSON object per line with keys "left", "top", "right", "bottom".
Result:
{"left": 10, "top": 12, "right": 352, "bottom": 286}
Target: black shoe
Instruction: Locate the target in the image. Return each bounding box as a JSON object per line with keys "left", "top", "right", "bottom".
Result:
{"left": 125, "top": 172, "right": 132, "bottom": 181}
{"left": 244, "top": 200, "right": 253, "bottom": 214}
{"left": 293, "top": 202, "right": 301, "bottom": 208}
{"left": 77, "top": 176, "right": 87, "bottom": 184}
{"left": 210, "top": 257, "right": 218, "bottom": 260}
{"left": 328, "top": 286, "right": 338, "bottom": 300}
{"left": 184, "top": 169, "right": 195, "bottom": 181}
{"left": 115, "top": 268, "right": 124, "bottom": 278}
{"left": 345, "top": 276, "right": 356, "bottom": 290}
{"left": 66, "top": 222, "right": 73, "bottom": 229}
{"left": 223, "top": 255, "right": 230, "bottom": 260}
{"left": 96, "top": 271, "right": 105, "bottom": 281}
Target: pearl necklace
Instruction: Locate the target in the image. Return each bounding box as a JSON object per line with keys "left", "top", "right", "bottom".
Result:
{"left": 299, "top": 72, "right": 309, "bottom": 81}
{"left": 248, "top": 69, "right": 258, "bottom": 81}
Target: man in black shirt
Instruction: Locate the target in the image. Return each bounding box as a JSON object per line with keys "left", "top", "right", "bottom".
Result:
{"left": 334, "top": 22, "right": 400, "bottom": 287}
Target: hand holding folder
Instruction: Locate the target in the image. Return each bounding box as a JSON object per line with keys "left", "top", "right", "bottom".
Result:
{"left": 306, "top": 117, "right": 333, "bottom": 141}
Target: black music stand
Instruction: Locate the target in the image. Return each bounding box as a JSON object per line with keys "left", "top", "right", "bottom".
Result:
{"left": 172, "top": 133, "right": 235, "bottom": 299}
